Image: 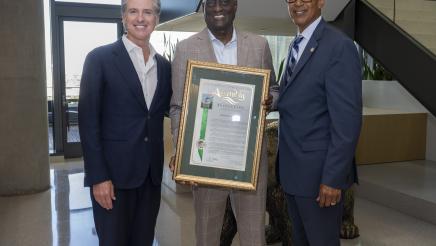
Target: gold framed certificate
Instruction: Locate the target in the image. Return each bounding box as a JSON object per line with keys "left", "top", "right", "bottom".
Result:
{"left": 174, "top": 60, "right": 270, "bottom": 190}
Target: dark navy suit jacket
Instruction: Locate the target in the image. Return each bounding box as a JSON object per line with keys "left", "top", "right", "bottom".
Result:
{"left": 78, "top": 39, "right": 172, "bottom": 189}
{"left": 277, "top": 20, "right": 362, "bottom": 198}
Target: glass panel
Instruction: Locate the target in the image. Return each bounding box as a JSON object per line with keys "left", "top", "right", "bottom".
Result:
{"left": 55, "top": 0, "right": 120, "bottom": 5}
{"left": 263, "top": 35, "right": 293, "bottom": 79}
{"left": 150, "top": 31, "right": 195, "bottom": 60}
{"left": 63, "top": 21, "right": 117, "bottom": 143}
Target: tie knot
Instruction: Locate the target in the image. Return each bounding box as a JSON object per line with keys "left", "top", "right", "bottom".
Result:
{"left": 293, "top": 35, "right": 304, "bottom": 48}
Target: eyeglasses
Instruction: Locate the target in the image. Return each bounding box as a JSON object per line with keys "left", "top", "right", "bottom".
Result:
{"left": 285, "top": 0, "right": 312, "bottom": 3}
{"left": 205, "top": 0, "right": 232, "bottom": 7}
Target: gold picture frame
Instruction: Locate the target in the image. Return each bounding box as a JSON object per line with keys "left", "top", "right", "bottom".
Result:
{"left": 173, "top": 60, "right": 271, "bottom": 190}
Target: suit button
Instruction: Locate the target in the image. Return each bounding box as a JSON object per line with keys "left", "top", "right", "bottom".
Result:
{"left": 144, "top": 137, "right": 149, "bottom": 142}
{"left": 147, "top": 116, "right": 151, "bottom": 120}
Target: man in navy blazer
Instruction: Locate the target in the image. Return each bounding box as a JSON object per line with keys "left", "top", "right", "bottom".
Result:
{"left": 78, "top": 0, "right": 171, "bottom": 245}
{"left": 277, "top": 0, "right": 362, "bottom": 245}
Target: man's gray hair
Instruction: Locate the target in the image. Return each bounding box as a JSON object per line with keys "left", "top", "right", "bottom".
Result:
{"left": 202, "top": 0, "right": 237, "bottom": 4}
{"left": 121, "top": 0, "right": 161, "bottom": 16}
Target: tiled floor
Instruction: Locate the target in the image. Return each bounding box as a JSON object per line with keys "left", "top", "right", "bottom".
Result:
{"left": 1, "top": 159, "right": 436, "bottom": 246}
{"left": 358, "top": 160, "right": 436, "bottom": 203}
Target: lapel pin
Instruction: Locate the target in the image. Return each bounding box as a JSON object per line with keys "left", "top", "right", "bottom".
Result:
{"left": 310, "top": 47, "right": 315, "bottom": 53}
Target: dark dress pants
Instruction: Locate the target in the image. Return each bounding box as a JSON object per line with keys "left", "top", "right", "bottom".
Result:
{"left": 91, "top": 175, "right": 161, "bottom": 246}
{"left": 285, "top": 193, "right": 343, "bottom": 246}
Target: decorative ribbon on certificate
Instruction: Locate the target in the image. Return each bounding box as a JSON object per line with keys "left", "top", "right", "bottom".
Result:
{"left": 198, "top": 107, "right": 208, "bottom": 160}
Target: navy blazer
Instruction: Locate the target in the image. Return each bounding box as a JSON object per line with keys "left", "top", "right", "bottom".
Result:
{"left": 78, "top": 39, "right": 172, "bottom": 188}
{"left": 277, "top": 20, "right": 362, "bottom": 197}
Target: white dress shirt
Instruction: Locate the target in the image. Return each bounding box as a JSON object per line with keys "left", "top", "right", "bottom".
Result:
{"left": 295, "top": 16, "right": 322, "bottom": 64}
{"left": 122, "top": 35, "right": 158, "bottom": 109}
{"left": 207, "top": 28, "right": 237, "bottom": 65}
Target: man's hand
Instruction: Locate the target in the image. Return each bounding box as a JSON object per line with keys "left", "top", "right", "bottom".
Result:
{"left": 262, "top": 94, "right": 273, "bottom": 112}
{"left": 169, "top": 155, "right": 197, "bottom": 186}
{"left": 316, "top": 184, "right": 341, "bottom": 208}
{"left": 92, "top": 180, "right": 116, "bottom": 210}
{"left": 169, "top": 155, "right": 176, "bottom": 172}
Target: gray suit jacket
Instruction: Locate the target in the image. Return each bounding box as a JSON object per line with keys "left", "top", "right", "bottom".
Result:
{"left": 170, "top": 28, "right": 276, "bottom": 142}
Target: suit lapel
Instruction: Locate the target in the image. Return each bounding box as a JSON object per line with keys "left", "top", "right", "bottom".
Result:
{"left": 282, "top": 20, "right": 325, "bottom": 92}
{"left": 236, "top": 30, "right": 249, "bottom": 66}
{"left": 112, "top": 40, "right": 147, "bottom": 110}
{"left": 279, "top": 43, "right": 293, "bottom": 94}
{"left": 197, "top": 29, "right": 217, "bottom": 62}
{"left": 148, "top": 55, "right": 164, "bottom": 114}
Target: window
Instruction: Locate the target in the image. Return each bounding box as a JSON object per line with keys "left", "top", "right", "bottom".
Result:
{"left": 55, "top": 0, "right": 120, "bottom": 5}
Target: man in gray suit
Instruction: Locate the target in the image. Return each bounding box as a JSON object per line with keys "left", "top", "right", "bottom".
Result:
{"left": 169, "top": 0, "right": 276, "bottom": 245}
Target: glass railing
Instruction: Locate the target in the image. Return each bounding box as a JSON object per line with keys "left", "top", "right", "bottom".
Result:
{"left": 366, "top": 0, "right": 436, "bottom": 56}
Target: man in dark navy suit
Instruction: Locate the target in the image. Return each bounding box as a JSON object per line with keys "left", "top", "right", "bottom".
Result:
{"left": 276, "top": 0, "right": 362, "bottom": 245}
{"left": 78, "top": 0, "right": 171, "bottom": 245}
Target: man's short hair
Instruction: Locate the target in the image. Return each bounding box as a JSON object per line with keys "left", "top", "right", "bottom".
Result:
{"left": 121, "top": 0, "right": 161, "bottom": 16}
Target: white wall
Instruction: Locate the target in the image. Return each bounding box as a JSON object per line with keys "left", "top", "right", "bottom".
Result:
{"left": 363, "top": 80, "right": 436, "bottom": 161}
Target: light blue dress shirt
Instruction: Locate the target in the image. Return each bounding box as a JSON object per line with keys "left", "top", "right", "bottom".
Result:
{"left": 207, "top": 28, "right": 237, "bottom": 65}
{"left": 295, "top": 16, "right": 322, "bottom": 64}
